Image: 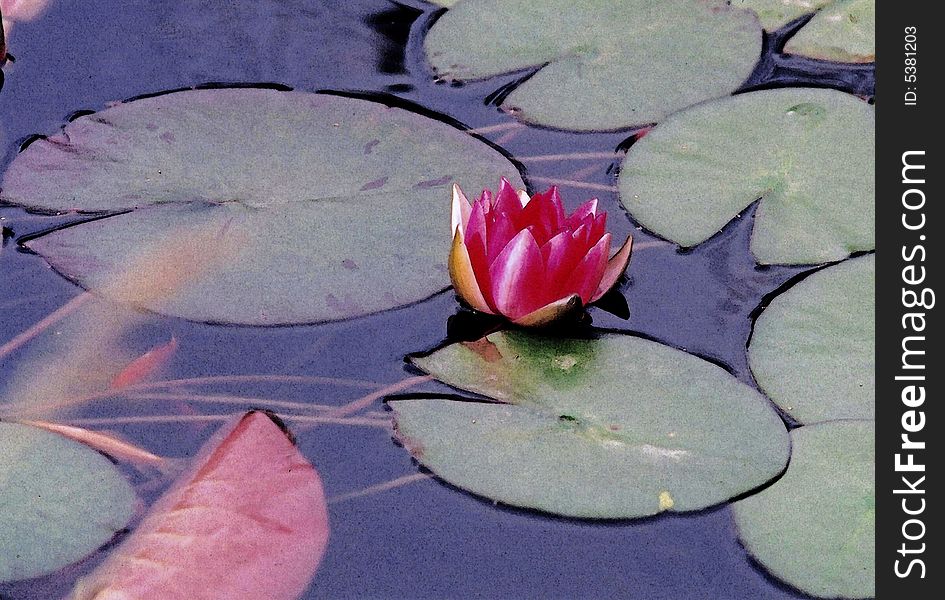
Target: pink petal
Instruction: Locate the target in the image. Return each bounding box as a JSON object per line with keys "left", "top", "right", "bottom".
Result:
{"left": 477, "top": 189, "right": 493, "bottom": 214}
{"left": 590, "top": 212, "right": 607, "bottom": 242}
{"left": 541, "top": 230, "right": 590, "bottom": 299}
{"left": 486, "top": 211, "right": 519, "bottom": 264}
{"left": 493, "top": 177, "right": 523, "bottom": 217}
{"left": 562, "top": 233, "right": 611, "bottom": 304}
{"left": 488, "top": 229, "right": 545, "bottom": 320}
{"left": 71, "top": 412, "right": 329, "bottom": 600}
{"left": 513, "top": 294, "right": 582, "bottom": 327}
{"left": 590, "top": 234, "right": 633, "bottom": 302}
{"left": 570, "top": 215, "right": 596, "bottom": 249}
{"left": 566, "top": 198, "right": 598, "bottom": 229}
{"left": 520, "top": 190, "right": 564, "bottom": 246}
{"left": 449, "top": 231, "right": 494, "bottom": 314}
{"left": 465, "top": 198, "right": 487, "bottom": 243}
{"left": 450, "top": 184, "right": 472, "bottom": 238}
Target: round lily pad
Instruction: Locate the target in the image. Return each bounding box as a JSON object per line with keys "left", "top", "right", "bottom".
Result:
{"left": 749, "top": 254, "right": 874, "bottom": 424}
{"left": 424, "top": 0, "right": 762, "bottom": 131}
{"left": 1, "top": 88, "right": 523, "bottom": 325}
{"left": 618, "top": 88, "right": 874, "bottom": 264}
{"left": 733, "top": 420, "right": 874, "bottom": 599}
{"left": 784, "top": 0, "right": 875, "bottom": 63}
{"left": 0, "top": 422, "right": 136, "bottom": 582}
{"left": 393, "top": 331, "right": 790, "bottom": 518}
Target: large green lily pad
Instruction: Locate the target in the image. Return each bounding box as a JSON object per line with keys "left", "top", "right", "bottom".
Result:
{"left": 733, "top": 420, "right": 874, "bottom": 599}
{"left": 1, "top": 88, "right": 523, "bottom": 325}
{"left": 0, "top": 422, "right": 136, "bottom": 582}
{"left": 619, "top": 88, "right": 874, "bottom": 264}
{"left": 424, "top": 0, "right": 762, "bottom": 131}
{"left": 392, "top": 332, "right": 790, "bottom": 518}
{"left": 749, "top": 254, "right": 874, "bottom": 424}
{"left": 735, "top": 0, "right": 874, "bottom": 62}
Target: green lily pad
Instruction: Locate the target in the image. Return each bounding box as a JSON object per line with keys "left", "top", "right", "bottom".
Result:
{"left": 1, "top": 88, "right": 523, "bottom": 325}
{"left": 733, "top": 420, "right": 874, "bottom": 599}
{"left": 784, "top": 0, "right": 875, "bottom": 63}
{"left": 731, "top": 0, "right": 833, "bottom": 31}
{"left": 424, "top": 0, "right": 762, "bottom": 131}
{"left": 734, "top": 0, "right": 874, "bottom": 62}
{"left": 749, "top": 254, "right": 874, "bottom": 424}
{"left": 618, "top": 88, "right": 874, "bottom": 264}
{"left": 392, "top": 332, "right": 790, "bottom": 518}
{"left": 0, "top": 422, "right": 136, "bottom": 582}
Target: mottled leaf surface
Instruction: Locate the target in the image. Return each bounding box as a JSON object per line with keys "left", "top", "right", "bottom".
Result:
{"left": 393, "top": 332, "right": 790, "bottom": 518}
{"left": 2, "top": 89, "right": 523, "bottom": 324}
{"left": 749, "top": 254, "right": 874, "bottom": 424}
{"left": 733, "top": 421, "right": 874, "bottom": 599}
{"left": 619, "top": 88, "right": 874, "bottom": 264}
{"left": 0, "top": 422, "right": 135, "bottom": 582}
{"left": 425, "top": 0, "right": 762, "bottom": 130}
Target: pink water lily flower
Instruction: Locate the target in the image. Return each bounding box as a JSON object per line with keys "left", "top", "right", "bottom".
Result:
{"left": 449, "top": 178, "right": 633, "bottom": 327}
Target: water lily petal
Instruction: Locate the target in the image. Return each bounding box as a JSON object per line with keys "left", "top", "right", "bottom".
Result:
{"left": 566, "top": 198, "right": 599, "bottom": 229}
{"left": 478, "top": 189, "right": 493, "bottom": 214}
{"left": 465, "top": 197, "right": 487, "bottom": 243}
{"left": 541, "top": 229, "right": 590, "bottom": 300}
{"left": 521, "top": 189, "right": 564, "bottom": 246}
{"left": 512, "top": 294, "right": 582, "bottom": 327}
{"left": 517, "top": 190, "right": 531, "bottom": 208}
{"left": 488, "top": 229, "right": 545, "bottom": 319}
{"left": 570, "top": 215, "right": 596, "bottom": 249}
{"left": 590, "top": 234, "right": 633, "bottom": 302}
{"left": 591, "top": 212, "right": 607, "bottom": 242}
{"left": 486, "top": 211, "right": 519, "bottom": 264}
{"left": 464, "top": 200, "right": 493, "bottom": 307}
{"left": 563, "top": 233, "right": 611, "bottom": 304}
{"left": 494, "top": 177, "right": 524, "bottom": 218}
{"left": 449, "top": 231, "right": 494, "bottom": 314}
{"left": 451, "top": 184, "right": 472, "bottom": 238}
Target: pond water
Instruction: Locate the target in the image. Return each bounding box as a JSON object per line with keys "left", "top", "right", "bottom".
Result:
{"left": 0, "top": 1, "right": 873, "bottom": 598}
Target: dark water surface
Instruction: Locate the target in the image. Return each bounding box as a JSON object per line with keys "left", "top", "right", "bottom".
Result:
{"left": 0, "top": 1, "right": 873, "bottom": 598}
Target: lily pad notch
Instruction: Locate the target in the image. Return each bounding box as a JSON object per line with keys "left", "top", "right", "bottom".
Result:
{"left": 618, "top": 88, "right": 874, "bottom": 265}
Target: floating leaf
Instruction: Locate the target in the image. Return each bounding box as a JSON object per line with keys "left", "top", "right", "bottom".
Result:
{"left": 783, "top": 0, "right": 874, "bottom": 63}
{"left": 392, "top": 331, "right": 790, "bottom": 518}
{"left": 733, "top": 420, "right": 874, "bottom": 599}
{"left": 749, "top": 254, "right": 874, "bottom": 424}
{"left": 0, "top": 421, "right": 135, "bottom": 582}
{"left": 424, "top": 0, "right": 762, "bottom": 131}
{"left": 1, "top": 88, "right": 524, "bottom": 324}
{"left": 618, "top": 88, "right": 874, "bottom": 264}
{"left": 71, "top": 411, "right": 329, "bottom": 600}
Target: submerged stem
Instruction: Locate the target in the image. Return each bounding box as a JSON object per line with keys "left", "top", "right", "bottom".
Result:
{"left": 328, "top": 473, "right": 432, "bottom": 504}
{"left": 527, "top": 177, "right": 619, "bottom": 193}
{"left": 0, "top": 292, "right": 92, "bottom": 360}
{"left": 328, "top": 375, "right": 433, "bottom": 417}
{"left": 519, "top": 151, "right": 622, "bottom": 162}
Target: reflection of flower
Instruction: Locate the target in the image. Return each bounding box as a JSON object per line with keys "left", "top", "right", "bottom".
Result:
{"left": 449, "top": 178, "right": 632, "bottom": 326}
